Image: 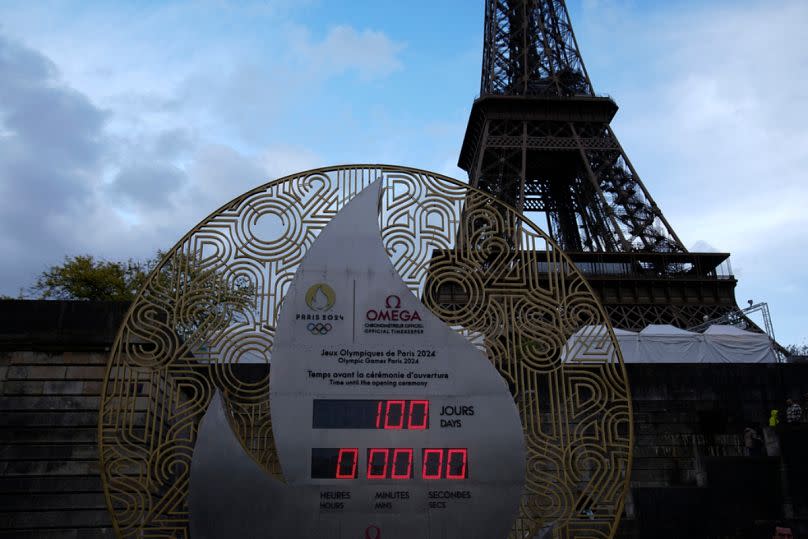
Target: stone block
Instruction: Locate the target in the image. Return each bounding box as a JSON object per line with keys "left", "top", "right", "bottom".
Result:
{"left": 64, "top": 352, "right": 108, "bottom": 365}
{"left": 0, "top": 509, "right": 112, "bottom": 529}
{"left": 0, "top": 531, "right": 77, "bottom": 539}
{"left": 0, "top": 396, "right": 100, "bottom": 411}
{"left": 82, "top": 381, "right": 104, "bottom": 396}
{"left": 629, "top": 467, "right": 676, "bottom": 485}
{"left": 0, "top": 443, "right": 97, "bottom": 461}
{"left": 0, "top": 474, "right": 104, "bottom": 493}
{"left": 65, "top": 366, "right": 106, "bottom": 380}
{"left": 0, "top": 492, "right": 107, "bottom": 511}
{"left": 0, "top": 410, "right": 99, "bottom": 428}
{"left": 2, "top": 381, "right": 42, "bottom": 396}
{"left": 0, "top": 427, "right": 98, "bottom": 445}
{"left": 6, "top": 366, "right": 67, "bottom": 380}
{"left": 6, "top": 351, "right": 68, "bottom": 365}
{"left": 0, "top": 459, "right": 100, "bottom": 476}
{"left": 43, "top": 380, "right": 85, "bottom": 395}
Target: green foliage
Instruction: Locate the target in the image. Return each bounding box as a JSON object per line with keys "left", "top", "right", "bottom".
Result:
{"left": 31, "top": 255, "right": 152, "bottom": 301}
{"left": 785, "top": 342, "right": 808, "bottom": 357}
{"left": 151, "top": 251, "right": 256, "bottom": 337}
{"left": 30, "top": 253, "right": 255, "bottom": 332}
{"left": 30, "top": 251, "right": 257, "bottom": 359}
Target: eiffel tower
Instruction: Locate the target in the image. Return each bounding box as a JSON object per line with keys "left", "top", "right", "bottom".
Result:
{"left": 458, "top": 0, "right": 740, "bottom": 330}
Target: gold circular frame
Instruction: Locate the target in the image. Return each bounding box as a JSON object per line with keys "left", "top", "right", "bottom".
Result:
{"left": 99, "top": 165, "right": 632, "bottom": 538}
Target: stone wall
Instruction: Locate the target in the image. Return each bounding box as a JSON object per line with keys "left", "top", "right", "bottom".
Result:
{"left": 0, "top": 350, "right": 114, "bottom": 538}
{"left": 0, "top": 300, "right": 128, "bottom": 538}
{"left": 617, "top": 364, "right": 808, "bottom": 539}
{"left": 2, "top": 300, "right": 807, "bottom": 538}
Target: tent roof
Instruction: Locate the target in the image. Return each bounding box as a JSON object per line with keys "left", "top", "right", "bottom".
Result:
{"left": 613, "top": 328, "right": 638, "bottom": 336}
{"left": 703, "top": 324, "right": 766, "bottom": 337}
{"left": 639, "top": 324, "right": 696, "bottom": 336}
{"left": 568, "top": 325, "right": 636, "bottom": 337}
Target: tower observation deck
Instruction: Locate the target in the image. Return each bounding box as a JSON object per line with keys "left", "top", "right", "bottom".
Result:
{"left": 457, "top": 0, "right": 742, "bottom": 330}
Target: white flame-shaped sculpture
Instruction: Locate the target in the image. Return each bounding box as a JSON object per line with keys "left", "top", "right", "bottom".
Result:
{"left": 189, "top": 180, "right": 525, "bottom": 538}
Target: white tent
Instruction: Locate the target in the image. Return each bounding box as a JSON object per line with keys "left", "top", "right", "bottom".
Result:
{"left": 701, "top": 324, "right": 776, "bottom": 364}
{"left": 562, "top": 324, "right": 777, "bottom": 364}
{"left": 635, "top": 325, "right": 702, "bottom": 363}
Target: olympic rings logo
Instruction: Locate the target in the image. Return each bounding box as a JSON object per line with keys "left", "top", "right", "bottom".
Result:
{"left": 307, "top": 322, "right": 333, "bottom": 335}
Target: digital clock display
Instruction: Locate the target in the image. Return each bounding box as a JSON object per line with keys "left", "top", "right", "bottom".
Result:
{"left": 312, "top": 399, "right": 429, "bottom": 429}
{"left": 311, "top": 448, "right": 468, "bottom": 480}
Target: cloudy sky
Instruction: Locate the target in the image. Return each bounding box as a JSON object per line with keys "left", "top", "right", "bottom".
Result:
{"left": 0, "top": 0, "right": 806, "bottom": 346}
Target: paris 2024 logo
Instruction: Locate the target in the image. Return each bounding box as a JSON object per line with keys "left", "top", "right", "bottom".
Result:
{"left": 305, "top": 283, "right": 336, "bottom": 311}
{"left": 301, "top": 283, "right": 339, "bottom": 335}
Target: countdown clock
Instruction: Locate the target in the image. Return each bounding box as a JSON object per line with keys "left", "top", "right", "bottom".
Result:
{"left": 102, "top": 166, "right": 632, "bottom": 539}
{"left": 187, "top": 182, "right": 524, "bottom": 538}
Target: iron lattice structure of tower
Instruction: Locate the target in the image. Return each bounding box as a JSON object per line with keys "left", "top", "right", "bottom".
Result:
{"left": 459, "top": 0, "right": 740, "bottom": 330}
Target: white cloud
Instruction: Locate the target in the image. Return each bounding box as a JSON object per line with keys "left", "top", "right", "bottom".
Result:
{"left": 0, "top": 32, "right": 108, "bottom": 291}
{"left": 0, "top": 4, "right": 402, "bottom": 295}
{"left": 0, "top": 29, "right": 329, "bottom": 295}
{"left": 1, "top": 0, "right": 804, "bottom": 347}
{"left": 641, "top": 2, "right": 808, "bottom": 261}
{"left": 185, "top": 143, "right": 322, "bottom": 210}
{"left": 290, "top": 24, "right": 406, "bottom": 80}
{"left": 260, "top": 145, "right": 323, "bottom": 179}
{"left": 108, "top": 162, "right": 188, "bottom": 209}
{"left": 578, "top": 0, "right": 808, "bottom": 343}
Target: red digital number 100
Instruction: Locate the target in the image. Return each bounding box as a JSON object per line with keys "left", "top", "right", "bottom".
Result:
{"left": 374, "top": 400, "right": 428, "bottom": 430}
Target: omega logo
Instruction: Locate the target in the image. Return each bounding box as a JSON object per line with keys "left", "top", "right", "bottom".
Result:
{"left": 366, "top": 295, "right": 422, "bottom": 322}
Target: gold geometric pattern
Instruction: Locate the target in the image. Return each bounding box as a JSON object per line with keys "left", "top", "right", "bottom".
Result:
{"left": 99, "top": 165, "right": 632, "bottom": 539}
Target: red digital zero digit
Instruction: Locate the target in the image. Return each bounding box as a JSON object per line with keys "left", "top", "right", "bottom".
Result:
{"left": 407, "top": 400, "right": 429, "bottom": 430}
{"left": 384, "top": 400, "right": 405, "bottom": 429}
{"left": 422, "top": 449, "right": 443, "bottom": 479}
{"left": 336, "top": 448, "right": 358, "bottom": 479}
{"left": 446, "top": 449, "right": 468, "bottom": 480}
{"left": 367, "top": 448, "right": 389, "bottom": 479}
{"left": 391, "top": 448, "right": 413, "bottom": 480}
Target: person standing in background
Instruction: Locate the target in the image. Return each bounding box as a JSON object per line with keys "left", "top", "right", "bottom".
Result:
{"left": 743, "top": 425, "right": 763, "bottom": 456}
{"left": 802, "top": 393, "right": 808, "bottom": 423}
{"left": 785, "top": 399, "right": 802, "bottom": 424}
